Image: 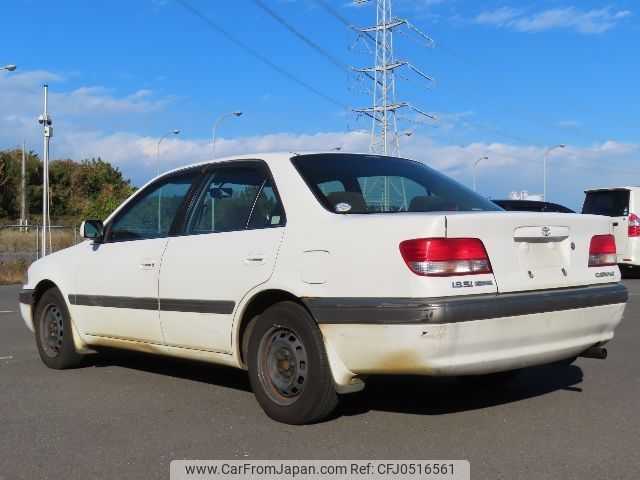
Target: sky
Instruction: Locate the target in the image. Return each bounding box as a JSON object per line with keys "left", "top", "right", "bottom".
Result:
{"left": 1, "top": 0, "right": 639, "bottom": 211}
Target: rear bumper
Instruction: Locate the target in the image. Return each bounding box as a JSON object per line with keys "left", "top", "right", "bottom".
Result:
{"left": 311, "top": 284, "right": 627, "bottom": 377}
{"left": 305, "top": 283, "right": 627, "bottom": 325}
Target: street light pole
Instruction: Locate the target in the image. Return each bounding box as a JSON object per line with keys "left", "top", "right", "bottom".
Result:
{"left": 212, "top": 111, "right": 242, "bottom": 160}
{"left": 543, "top": 144, "right": 566, "bottom": 201}
{"left": 39, "top": 85, "right": 53, "bottom": 258}
{"left": 156, "top": 129, "right": 180, "bottom": 177}
{"left": 156, "top": 130, "right": 180, "bottom": 233}
{"left": 473, "top": 156, "right": 488, "bottom": 192}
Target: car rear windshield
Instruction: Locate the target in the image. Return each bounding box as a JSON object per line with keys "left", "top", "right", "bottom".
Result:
{"left": 291, "top": 154, "right": 501, "bottom": 214}
{"left": 582, "top": 190, "right": 629, "bottom": 216}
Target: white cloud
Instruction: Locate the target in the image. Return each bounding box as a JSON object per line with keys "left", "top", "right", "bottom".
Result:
{"left": 474, "top": 6, "right": 632, "bottom": 34}
{"left": 556, "top": 120, "right": 580, "bottom": 128}
{"left": 2, "top": 69, "right": 638, "bottom": 210}
{"left": 0, "top": 69, "right": 172, "bottom": 141}
{"left": 37, "top": 125, "right": 639, "bottom": 211}
{"left": 475, "top": 7, "right": 522, "bottom": 26}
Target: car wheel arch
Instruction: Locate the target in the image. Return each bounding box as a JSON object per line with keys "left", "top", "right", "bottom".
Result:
{"left": 237, "top": 289, "right": 314, "bottom": 367}
{"left": 28, "top": 279, "right": 59, "bottom": 328}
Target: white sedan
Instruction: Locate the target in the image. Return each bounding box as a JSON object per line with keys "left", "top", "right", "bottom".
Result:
{"left": 20, "top": 152, "right": 627, "bottom": 424}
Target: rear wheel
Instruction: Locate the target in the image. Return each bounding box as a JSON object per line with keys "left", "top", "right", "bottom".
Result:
{"left": 34, "top": 287, "right": 83, "bottom": 369}
{"left": 247, "top": 301, "right": 338, "bottom": 424}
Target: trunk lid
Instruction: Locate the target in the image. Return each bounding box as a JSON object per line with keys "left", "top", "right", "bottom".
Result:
{"left": 445, "top": 212, "right": 615, "bottom": 293}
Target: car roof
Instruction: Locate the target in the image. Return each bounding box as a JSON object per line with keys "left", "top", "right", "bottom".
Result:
{"left": 584, "top": 186, "right": 640, "bottom": 193}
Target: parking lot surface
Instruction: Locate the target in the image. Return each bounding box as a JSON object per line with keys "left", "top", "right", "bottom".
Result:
{"left": 1, "top": 281, "right": 639, "bottom": 480}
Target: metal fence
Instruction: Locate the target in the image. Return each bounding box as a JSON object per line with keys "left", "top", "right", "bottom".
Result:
{"left": 0, "top": 224, "right": 81, "bottom": 263}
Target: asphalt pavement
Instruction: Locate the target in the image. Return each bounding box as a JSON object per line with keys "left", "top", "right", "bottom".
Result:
{"left": 1, "top": 281, "right": 639, "bottom": 480}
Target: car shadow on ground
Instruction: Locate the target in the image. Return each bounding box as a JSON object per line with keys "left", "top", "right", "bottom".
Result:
{"left": 620, "top": 268, "right": 640, "bottom": 279}
{"left": 338, "top": 364, "right": 584, "bottom": 417}
{"left": 83, "top": 349, "right": 583, "bottom": 419}
{"left": 84, "top": 348, "right": 253, "bottom": 393}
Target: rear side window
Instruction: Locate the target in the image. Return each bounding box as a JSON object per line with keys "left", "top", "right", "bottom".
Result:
{"left": 582, "top": 191, "right": 629, "bottom": 216}
{"left": 292, "top": 154, "right": 501, "bottom": 214}
{"left": 187, "top": 167, "right": 285, "bottom": 234}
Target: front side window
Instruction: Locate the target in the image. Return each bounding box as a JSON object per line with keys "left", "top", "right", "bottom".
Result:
{"left": 292, "top": 154, "right": 501, "bottom": 214}
{"left": 187, "top": 166, "right": 285, "bottom": 234}
{"left": 107, "top": 172, "right": 198, "bottom": 242}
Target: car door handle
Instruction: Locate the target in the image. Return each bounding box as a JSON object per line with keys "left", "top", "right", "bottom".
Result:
{"left": 244, "top": 253, "right": 267, "bottom": 265}
{"left": 139, "top": 259, "right": 156, "bottom": 269}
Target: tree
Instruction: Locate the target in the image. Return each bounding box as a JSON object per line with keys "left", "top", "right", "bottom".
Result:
{"left": 0, "top": 150, "right": 134, "bottom": 225}
{"left": 82, "top": 185, "right": 136, "bottom": 221}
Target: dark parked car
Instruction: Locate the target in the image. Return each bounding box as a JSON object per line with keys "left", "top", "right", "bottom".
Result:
{"left": 492, "top": 199, "right": 575, "bottom": 213}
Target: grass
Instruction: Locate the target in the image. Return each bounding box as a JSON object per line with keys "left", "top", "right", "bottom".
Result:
{"left": 0, "top": 259, "right": 27, "bottom": 285}
{"left": 0, "top": 228, "right": 79, "bottom": 285}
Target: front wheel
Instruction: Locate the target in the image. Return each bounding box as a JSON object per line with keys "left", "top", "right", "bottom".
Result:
{"left": 247, "top": 301, "right": 339, "bottom": 424}
{"left": 34, "top": 287, "right": 83, "bottom": 369}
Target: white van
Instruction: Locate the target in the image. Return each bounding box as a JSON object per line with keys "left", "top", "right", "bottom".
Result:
{"left": 582, "top": 187, "right": 640, "bottom": 268}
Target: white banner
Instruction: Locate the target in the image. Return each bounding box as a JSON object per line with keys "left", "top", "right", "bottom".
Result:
{"left": 170, "top": 460, "right": 470, "bottom": 480}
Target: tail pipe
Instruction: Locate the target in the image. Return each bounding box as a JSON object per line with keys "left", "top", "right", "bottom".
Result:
{"left": 579, "top": 346, "right": 608, "bottom": 360}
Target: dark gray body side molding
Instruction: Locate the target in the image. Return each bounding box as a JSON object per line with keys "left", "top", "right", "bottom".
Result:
{"left": 303, "top": 283, "right": 628, "bottom": 325}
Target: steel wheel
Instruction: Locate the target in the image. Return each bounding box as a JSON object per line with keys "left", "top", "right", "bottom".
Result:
{"left": 34, "top": 287, "right": 83, "bottom": 369}
{"left": 247, "top": 301, "right": 339, "bottom": 424}
{"left": 257, "top": 326, "right": 308, "bottom": 405}
{"left": 38, "top": 303, "right": 64, "bottom": 358}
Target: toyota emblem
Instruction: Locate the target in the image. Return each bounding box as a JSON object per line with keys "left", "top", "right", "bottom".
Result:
{"left": 542, "top": 226, "right": 551, "bottom": 237}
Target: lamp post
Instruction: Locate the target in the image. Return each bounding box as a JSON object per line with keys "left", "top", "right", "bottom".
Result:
{"left": 156, "top": 130, "right": 179, "bottom": 233}
{"left": 212, "top": 111, "right": 242, "bottom": 160}
{"left": 0, "top": 64, "right": 17, "bottom": 71}
{"left": 543, "top": 144, "right": 565, "bottom": 201}
{"left": 38, "top": 85, "right": 53, "bottom": 257}
{"left": 473, "top": 156, "right": 488, "bottom": 192}
{"left": 156, "top": 129, "right": 180, "bottom": 176}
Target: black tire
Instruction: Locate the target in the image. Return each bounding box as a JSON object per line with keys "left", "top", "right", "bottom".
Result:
{"left": 247, "top": 301, "right": 339, "bottom": 424}
{"left": 34, "top": 287, "right": 83, "bottom": 369}
{"left": 458, "top": 369, "right": 522, "bottom": 387}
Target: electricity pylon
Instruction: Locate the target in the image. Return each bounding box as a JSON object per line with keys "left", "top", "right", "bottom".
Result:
{"left": 350, "top": 0, "right": 435, "bottom": 158}
{"left": 350, "top": 0, "right": 435, "bottom": 211}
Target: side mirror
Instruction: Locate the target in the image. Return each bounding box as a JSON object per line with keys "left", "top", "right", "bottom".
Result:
{"left": 80, "top": 220, "right": 104, "bottom": 241}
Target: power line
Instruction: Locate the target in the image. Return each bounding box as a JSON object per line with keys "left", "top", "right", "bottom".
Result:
{"left": 434, "top": 40, "right": 640, "bottom": 144}
{"left": 250, "top": 0, "right": 349, "bottom": 72}
{"left": 176, "top": 0, "right": 347, "bottom": 109}
{"left": 431, "top": 74, "right": 640, "bottom": 165}
{"left": 316, "top": 0, "right": 638, "bottom": 153}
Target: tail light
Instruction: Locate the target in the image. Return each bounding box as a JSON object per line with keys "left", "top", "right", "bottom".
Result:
{"left": 399, "top": 238, "right": 492, "bottom": 276}
{"left": 588, "top": 234, "right": 617, "bottom": 267}
{"left": 629, "top": 213, "right": 640, "bottom": 237}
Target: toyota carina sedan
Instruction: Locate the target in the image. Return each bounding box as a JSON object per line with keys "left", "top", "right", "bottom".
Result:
{"left": 19, "top": 153, "right": 627, "bottom": 424}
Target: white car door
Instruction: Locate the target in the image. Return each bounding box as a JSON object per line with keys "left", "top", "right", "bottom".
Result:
{"left": 159, "top": 161, "right": 286, "bottom": 353}
{"left": 72, "top": 170, "right": 200, "bottom": 343}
